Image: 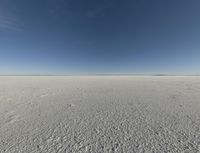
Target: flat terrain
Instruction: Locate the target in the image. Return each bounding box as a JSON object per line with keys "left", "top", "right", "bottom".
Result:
{"left": 1, "top": 76, "right": 200, "bottom": 153}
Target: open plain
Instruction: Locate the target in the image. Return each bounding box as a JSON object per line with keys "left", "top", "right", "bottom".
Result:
{"left": 1, "top": 76, "right": 200, "bottom": 153}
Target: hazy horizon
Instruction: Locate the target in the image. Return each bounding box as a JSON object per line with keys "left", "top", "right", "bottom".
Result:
{"left": 1, "top": 73, "right": 200, "bottom": 76}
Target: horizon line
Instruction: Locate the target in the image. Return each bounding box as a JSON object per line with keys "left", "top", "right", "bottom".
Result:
{"left": 0, "top": 73, "right": 200, "bottom": 76}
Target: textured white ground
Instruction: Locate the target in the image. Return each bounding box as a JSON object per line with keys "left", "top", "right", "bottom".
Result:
{"left": 1, "top": 76, "right": 200, "bottom": 153}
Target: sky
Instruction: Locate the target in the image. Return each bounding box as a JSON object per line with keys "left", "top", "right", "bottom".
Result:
{"left": 0, "top": 0, "right": 200, "bottom": 75}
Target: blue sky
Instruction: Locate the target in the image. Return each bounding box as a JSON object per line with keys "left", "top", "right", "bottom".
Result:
{"left": 0, "top": 0, "right": 200, "bottom": 75}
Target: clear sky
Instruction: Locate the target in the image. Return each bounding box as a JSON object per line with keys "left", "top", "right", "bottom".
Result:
{"left": 0, "top": 0, "right": 200, "bottom": 75}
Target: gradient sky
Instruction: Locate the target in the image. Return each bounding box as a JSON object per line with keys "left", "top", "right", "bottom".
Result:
{"left": 0, "top": 0, "right": 200, "bottom": 75}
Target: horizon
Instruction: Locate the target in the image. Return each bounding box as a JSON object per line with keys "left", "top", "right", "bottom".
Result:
{"left": 1, "top": 73, "right": 200, "bottom": 76}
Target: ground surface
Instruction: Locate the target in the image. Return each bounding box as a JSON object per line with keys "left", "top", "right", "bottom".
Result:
{"left": 1, "top": 76, "right": 200, "bottom": 153}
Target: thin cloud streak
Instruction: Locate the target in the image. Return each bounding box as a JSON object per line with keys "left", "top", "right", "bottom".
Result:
{"left": 0, "top": 15, "right": 21, "bottom": 32}
{"left": 47, "top": 0, "right": 111, "bottom": 19}
{"left": 0, "top": 1, "right": 22, "bottom": 32}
